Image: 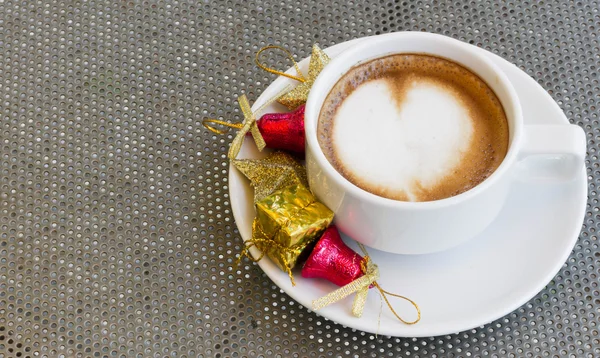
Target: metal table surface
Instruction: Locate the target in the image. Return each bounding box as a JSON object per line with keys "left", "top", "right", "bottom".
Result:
{"left": 0, "top": 1, "right": 598, "bottom": 357}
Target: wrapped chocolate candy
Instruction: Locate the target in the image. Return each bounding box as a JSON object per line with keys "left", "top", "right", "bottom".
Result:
{"left": 256, "top": 105, "right": 305, "bottom": 154}
{"left": 302, "top": 226, "right": 421, "bottom": 323}
{"left": 301, "top": 225, "right": 366, "bottom": 287}
{"left": 250, "top": 184, "right": 334, "bottom": 284}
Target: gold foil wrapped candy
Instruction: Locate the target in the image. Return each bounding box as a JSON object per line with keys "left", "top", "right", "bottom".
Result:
{"left": 245, "top": 184, "right": 334, "bottom": 285}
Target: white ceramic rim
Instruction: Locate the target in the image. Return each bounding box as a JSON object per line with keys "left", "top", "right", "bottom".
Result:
{"left": 304, "top": 31, "right": 523, "bottom": 209}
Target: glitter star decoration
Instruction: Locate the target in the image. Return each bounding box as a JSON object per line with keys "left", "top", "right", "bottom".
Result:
{"left": 232, "top": 151, "right": 309, "bottom": 202}
{"left": 277, "top": 44, "right": 331, "bottom": 110}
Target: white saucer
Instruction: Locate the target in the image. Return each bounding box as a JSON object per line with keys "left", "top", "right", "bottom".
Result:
{"left": 228, "top": 37, "right": 587, "bottom": 337}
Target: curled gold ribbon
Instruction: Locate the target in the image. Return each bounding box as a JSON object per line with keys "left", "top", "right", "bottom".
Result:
{"left": 202, "top": 84, "right": 293, "bottom": 159}
{"left": 255, "top": 45, "right": 307, "bottom": 83}
{"left": 202, "top": 119, "right": 243, "bottom": 135}
{"left": 311, "top": 243, "right": 421, "bottom": 325}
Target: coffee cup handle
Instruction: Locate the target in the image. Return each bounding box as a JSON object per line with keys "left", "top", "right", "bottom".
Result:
{"left": 516, "top": 124, "right": 586, "bottom": 182}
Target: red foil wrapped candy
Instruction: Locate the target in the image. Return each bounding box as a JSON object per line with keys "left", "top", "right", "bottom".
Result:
{"left": 301, "top": 226, "right": 366, "bottom": 287}
{"left": 256, "top": 104, "right": 305, "bottom": 154}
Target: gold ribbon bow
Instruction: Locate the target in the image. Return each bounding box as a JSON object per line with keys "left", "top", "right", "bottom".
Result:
{"left": 312, "top": 243, "right": 421, "bottom": 325}
{"left": 202, "top": 85, "right": 293, "bottom": 159}
{"left": 202, "top": 95, "right": 265, "bottom": 159}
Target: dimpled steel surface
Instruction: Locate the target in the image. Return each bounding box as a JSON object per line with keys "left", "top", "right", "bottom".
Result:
{"left": 0, "top": 1, "right": 599, "bottom": 357}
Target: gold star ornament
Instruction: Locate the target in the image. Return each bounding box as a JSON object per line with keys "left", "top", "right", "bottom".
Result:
{"left": 256, "top": 44, "right": 331, "bottom": 110}
{"left": 278, "top": 44, "right": 330, "bottom": 110}
{"left": 232, "top": 151, "right": 308, "bottom": 202}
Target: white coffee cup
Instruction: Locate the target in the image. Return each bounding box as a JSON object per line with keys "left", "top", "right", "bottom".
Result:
{"left": 304, "top": 32, "right": 586, "bottom": 254}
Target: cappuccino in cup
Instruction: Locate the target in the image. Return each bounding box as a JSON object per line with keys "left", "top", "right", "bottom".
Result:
{"left": 317, "top": 54, "right": 509, "bottom": 202}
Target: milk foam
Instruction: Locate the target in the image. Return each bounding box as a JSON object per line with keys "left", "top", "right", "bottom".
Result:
{"left": 332, "top": 78, "right": 474, "bottom": 201}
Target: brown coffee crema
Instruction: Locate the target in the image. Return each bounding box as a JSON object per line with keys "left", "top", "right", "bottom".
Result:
{"left": 317, "top": 54, "right": 509, "bottom": 202}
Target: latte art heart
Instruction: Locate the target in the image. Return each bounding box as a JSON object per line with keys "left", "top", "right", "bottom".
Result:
{"left": 332, "top": 78, "right": 474, "bottom": 201}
